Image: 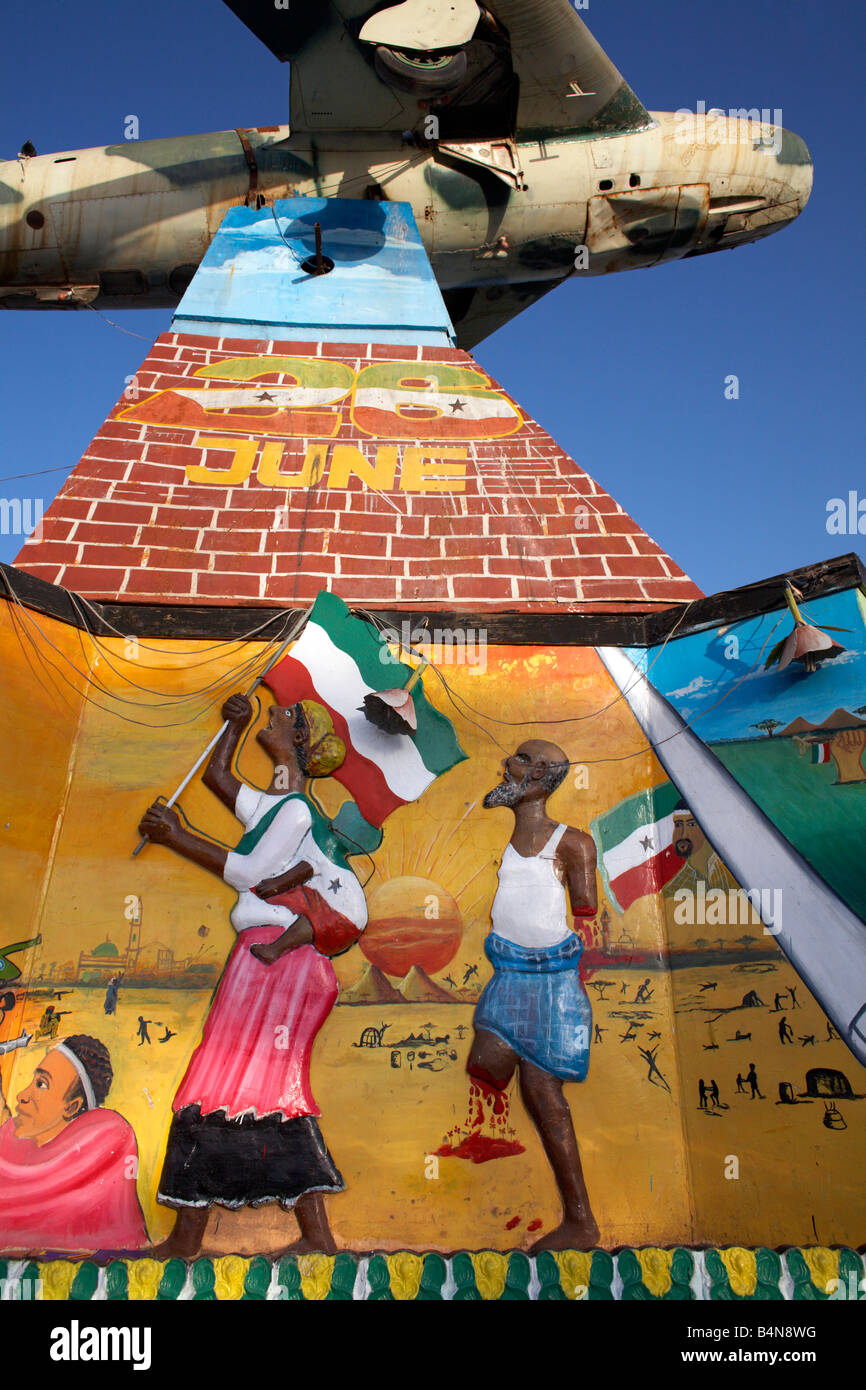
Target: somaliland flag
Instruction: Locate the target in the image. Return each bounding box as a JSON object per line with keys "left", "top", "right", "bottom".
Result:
{"left": 263, "top": 591, "right": 467, "bottom": 827}
{"left": 591, "top": 782, "right": 685, "bottom": 913}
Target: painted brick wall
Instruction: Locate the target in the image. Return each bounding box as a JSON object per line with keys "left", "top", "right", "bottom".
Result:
{"left": 17, "top": 332, "right": 702, "bottom": 611}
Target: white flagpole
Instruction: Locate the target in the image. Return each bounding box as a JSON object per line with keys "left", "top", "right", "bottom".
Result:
{"left": 132, "top": 605, "right": 312, "bottom": 856}
{"left": 597, "top": 645, "right": 866, "bottom": 1067}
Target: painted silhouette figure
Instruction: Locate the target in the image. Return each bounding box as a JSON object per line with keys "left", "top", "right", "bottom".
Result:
{"left": 788, "top": 985, "right": 801, "bottom": 1009}
{"left": 35, "top": 1006, "right": 71, "bottom": 1040}
{"left": 779, "top": 1016, "right": 795, "bottom": 1044}
{"left": 594, "top": 1024, "right": 605, "bottom": 1044}
{"left": 104, "top": 975, "right": 121, "bottom": 1016}
{"left": 634, "top": 978, "right": 652, "bottom": 1004}
{"left": 638, "top": 1044, "right": 670, "bottom": 1093}
{"left": 746, "top": 1063, "right": 764, "bottom": 1099}
{"left": 708, "top": 1079, "right": 721, "bottom": 1108}
{"left": 736, "top": 1072, "right": 746, "bottom": 1093}
{"left": 468, "top": 738, "right": 599, "bottom": 1251}
{"left": 698, "top": 1079, "right": 708, "bottom": 1109}
{"left": 823, "top": 1101, "right": 847, "bottom": 1130}
{"left": 136, "top": 1017, "right": 155, "bottom": 1046}
{"left": 773, "top": 991, "right": 787, "bottom": 1012}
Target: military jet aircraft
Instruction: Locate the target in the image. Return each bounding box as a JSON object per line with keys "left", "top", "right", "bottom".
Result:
{"left": 0, "top": 0, "right": 812, "bottom": 347}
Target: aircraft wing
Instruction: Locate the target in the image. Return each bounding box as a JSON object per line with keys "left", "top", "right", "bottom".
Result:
{"left": 222, "top": 2, "right": 418, "bottom": 133}
{"left": 222, "top": 0, "right": 652, "bottom": 139}
{"left": 445, "top": 278, "right": 564, "bottom": 350}
{"left": 490, "top": 0, "right": 651, "bottom": 138}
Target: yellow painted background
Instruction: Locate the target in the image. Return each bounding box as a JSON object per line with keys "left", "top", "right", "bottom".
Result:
{"left": 0, "top": 604, "right": 863, "bottom": 1253}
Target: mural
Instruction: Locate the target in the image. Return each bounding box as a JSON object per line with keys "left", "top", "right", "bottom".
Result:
{"left": 116, "top": 355, "right": 524, "bottom": 495}
{"left": 1, "top": 586, "right": 865, "bottom": 1258}
{"left": 638, "top": 589, "right": 866, "bottom": 918}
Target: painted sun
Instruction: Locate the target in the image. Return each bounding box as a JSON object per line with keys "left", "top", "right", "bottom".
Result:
{"left": 358, "top": 803, "right": 489, "bottom": 978}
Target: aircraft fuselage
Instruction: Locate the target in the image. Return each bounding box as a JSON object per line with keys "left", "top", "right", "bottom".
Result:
{"left": 0, "top": 115, "right": 811, "bottom": 312}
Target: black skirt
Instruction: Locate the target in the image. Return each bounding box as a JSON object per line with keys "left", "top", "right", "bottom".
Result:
{"left": 157, "top": 1104, "right": 345, "bottom": 1210}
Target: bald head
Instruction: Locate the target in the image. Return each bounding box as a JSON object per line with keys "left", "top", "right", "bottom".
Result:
{"left": 483, "top": 739, "right": 571, "bottom": 809}
{"left": 520, "top": 738, "right": 568, "bottom": 768}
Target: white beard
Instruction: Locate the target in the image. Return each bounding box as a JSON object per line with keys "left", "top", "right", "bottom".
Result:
{"left": 483, "top": 773, "right": 531, "bottom": 808}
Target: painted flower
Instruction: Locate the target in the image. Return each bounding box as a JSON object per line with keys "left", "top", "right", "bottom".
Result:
{"left": 361, "top": 656, "right": 428, "bottom": 733}
{"left": 765, "top": 586, "right": 847, "bottom": 675}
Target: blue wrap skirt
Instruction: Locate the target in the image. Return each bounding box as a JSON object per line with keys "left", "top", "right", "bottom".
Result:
{"left": 474, "top": 931, "right": 592, "bottom": 1081}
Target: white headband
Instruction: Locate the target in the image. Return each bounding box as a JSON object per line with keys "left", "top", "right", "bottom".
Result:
{"left": 54, "top": 1041, "right": 97, "bottom": 1113}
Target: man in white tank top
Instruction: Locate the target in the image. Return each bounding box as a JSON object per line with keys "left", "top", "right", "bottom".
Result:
{"left": 470, "top": 738, "right": 600, "bottom": 1251}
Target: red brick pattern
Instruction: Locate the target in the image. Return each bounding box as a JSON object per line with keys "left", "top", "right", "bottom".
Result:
{"left": 17, "top": 333, "right": 702, "bottom": 611}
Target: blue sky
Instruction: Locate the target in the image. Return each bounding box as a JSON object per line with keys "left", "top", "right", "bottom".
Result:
{"left": 0, "top": 0, "right": 863, "bottom": 596}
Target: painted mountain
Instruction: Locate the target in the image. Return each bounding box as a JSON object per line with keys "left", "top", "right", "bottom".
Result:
{"left": 399, "top": 966, "right": 461, "bottom": 1003}
{"left": 779, "top": 709, "right": 866, "bottom": 736}
{"left": 338, "top": 963, "right": 403, "bottom": 1006}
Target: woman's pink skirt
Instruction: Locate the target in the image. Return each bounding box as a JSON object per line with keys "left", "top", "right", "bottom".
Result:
{"left": 173, "top": 927, "right": 338, "bottom": 1122}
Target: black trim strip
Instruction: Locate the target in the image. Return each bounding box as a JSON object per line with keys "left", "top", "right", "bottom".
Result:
{"left": 1, "top": 553, "right": 863, "bottom": 645}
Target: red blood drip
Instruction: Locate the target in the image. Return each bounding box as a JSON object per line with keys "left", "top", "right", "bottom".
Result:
{"left": 526, "top": 1219, "right": 543, "bottom": 1232}
{"left": 435, "top": 1133, "right": 526, "bottom": 1165}
{"left": 505, "top": 1214, "right": 522, "bottom": 1231}
{"left": 438, "top": 1077, "right": 524, "bottom": 1163}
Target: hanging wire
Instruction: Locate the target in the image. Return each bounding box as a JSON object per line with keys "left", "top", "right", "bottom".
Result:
{"left": 429, "top": 597, "right": 697, "bottom": 731}
{"left": 362, "top": 597, "right": 694, "bottom": 735}
{"left": 5, "top": 593, "right": 75, "bottom": 718}
{"left": 268, "top": 206, "right": 312, "bottom": 270}
{"left": 553, "top": 612, "right": 786, "bottom": 768}
{"left": 424, "top": 610, "right": 785, "bottom": 767}
{"left": 70, "top": 589, "right": 300, "bottom": 659}
{"left": 81, "top": 300, "right": 155, "bottom": 341}
{"left": 316, "top": 152, "right": 427, "bottom": 196}
{"left": 65, "top": 592, "right": 297, "bottom": 702}
{"left": 0, "top": 570, "right": 291, "bottom": 729}
{"left": 358, "top": 597, "right": 785, "bottom": 767}
{"left": 157, "top": 693, "right": 269, "bottom": 851}
{"left": 0, "top": 463, "right": 78, "bottom": 484}
{"left": 2, "top": 574, "right": 287, "bottom": 712}
{"left": 305, "top": 780, "right": 378, "bottom": 888}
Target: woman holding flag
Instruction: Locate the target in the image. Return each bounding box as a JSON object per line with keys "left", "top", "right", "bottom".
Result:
{"left": 139, "top": 591, "right": 466, "bottom": 1257}
{"left": 139, "top": 693, "right": 366, "bottom": 1259}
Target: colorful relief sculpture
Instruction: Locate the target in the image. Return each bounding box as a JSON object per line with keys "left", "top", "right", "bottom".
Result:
{"left": 139, "top": 696, "right": 361, "bottom": 1258}
{"left": 0, "top": 79, "right": 859, "bottom": 1301}
{"left": 465, "top": 740, "right": 600, "bottom": 1251}
{"left": 600, "top": 644, "right": 866, "bottom": 1068}
{"left": 1, "top": 592, "right": 865, "bottom": 1271}
{"left": 136, "top": 592, "right": 466, "bottom": 1259}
